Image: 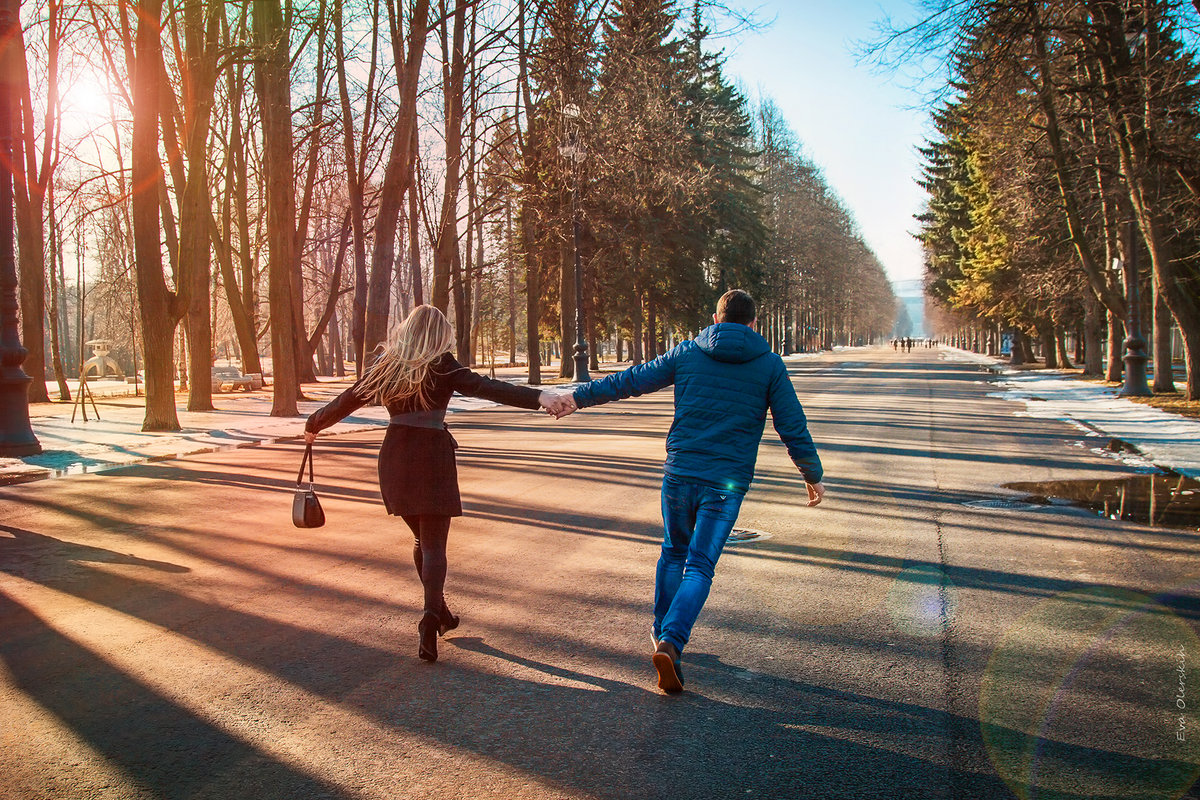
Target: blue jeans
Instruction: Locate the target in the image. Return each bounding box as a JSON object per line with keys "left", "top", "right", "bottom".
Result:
{"left": 654, "top": 476, "right": 745, "bottom": 653}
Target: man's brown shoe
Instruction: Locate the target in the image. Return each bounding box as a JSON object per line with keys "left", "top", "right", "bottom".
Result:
{"left": 652, "top": 641, "right": 684, "bottom": 694}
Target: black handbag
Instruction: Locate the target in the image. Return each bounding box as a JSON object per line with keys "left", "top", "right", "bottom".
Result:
{"left": 292, "top": 443, "right": 326, "bottom": 528}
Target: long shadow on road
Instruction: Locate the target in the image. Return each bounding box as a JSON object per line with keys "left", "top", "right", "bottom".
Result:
{"left": 3, "top": 513, "right": 1191, "bottom": 799}
{"left": 0, "top": 570, "right": 350, "bottom": 800}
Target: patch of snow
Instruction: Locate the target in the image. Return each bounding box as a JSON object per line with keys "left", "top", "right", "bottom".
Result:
{"left": 782, "top": 352, "right": 825, "bottom": 362}
{"left": 948, "top": 347, "right": 1200, "bottom": 478}
{"left": 941, "top": 349, "right": 999, "bottom": 366}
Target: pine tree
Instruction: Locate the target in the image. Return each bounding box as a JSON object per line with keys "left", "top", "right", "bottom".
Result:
{"left": 676, "top": 2, "right": 768, "bottom": 318}
{"left": 594, "top": 0, "right": 690, "bottom": 359}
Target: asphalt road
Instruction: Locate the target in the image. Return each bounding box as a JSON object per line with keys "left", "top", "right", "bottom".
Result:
{"left": 2, "top": 346, "right": 1198, "bottom": 800}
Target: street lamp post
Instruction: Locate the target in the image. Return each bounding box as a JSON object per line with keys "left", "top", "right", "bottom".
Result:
{"left": 0, "top": 0, "right": 41, "bottom": 457}
{"left": 1118, "top": 221, "right": 1152, "bottom": 397}
{"left": 561, "top": 102, "right": 589, "bottom": 383}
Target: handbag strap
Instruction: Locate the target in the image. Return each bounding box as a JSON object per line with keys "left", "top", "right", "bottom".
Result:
{"left": 296, "top": 442, "right": 315, "bottom": 488}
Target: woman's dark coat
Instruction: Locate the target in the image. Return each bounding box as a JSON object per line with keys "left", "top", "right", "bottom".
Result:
{"left": 306, "top": 353, "right": 541, "bottom": 516}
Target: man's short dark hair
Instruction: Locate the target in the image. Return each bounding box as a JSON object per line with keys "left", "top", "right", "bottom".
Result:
{"left": 716, "top": 289, "right": 756, "bottom": 325}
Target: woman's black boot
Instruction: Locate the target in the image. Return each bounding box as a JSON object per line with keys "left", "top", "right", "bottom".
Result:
{"left": 438, "top": 601, "right": 459, "bottom": 634}
{"left": 418, "top": 612, "right": 439, "bottom": 662}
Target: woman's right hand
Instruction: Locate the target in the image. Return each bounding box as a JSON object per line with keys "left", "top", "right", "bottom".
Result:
{"left": 539, "top": 391, "right": 577, "bottom": 419}
{"left": 304, "top": 431, "right": 317, "bottom": 445}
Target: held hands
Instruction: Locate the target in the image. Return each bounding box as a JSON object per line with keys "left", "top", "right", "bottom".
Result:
{"left": 805, "top": 481, "right": 825, "bottom": 507}
{"left": 539, "top": 391, "right": 578, "bottom": 419}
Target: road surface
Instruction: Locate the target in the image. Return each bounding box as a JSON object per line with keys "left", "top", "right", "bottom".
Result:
{"left": 2, "top": 346, "right": 1198, "bottom": 799}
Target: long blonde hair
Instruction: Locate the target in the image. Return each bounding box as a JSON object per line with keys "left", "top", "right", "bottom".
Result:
{"left": 357, "top": 305, "right": 455, "bottom": 407}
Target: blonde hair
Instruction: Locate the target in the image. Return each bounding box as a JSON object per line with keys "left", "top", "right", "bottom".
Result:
{"left": 357, "top": 305, "right": 455, "bottom": 407}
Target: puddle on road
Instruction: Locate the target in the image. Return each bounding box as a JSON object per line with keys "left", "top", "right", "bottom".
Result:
{"left": 1003, "top": 474, "right": 1200, "bottom": 530}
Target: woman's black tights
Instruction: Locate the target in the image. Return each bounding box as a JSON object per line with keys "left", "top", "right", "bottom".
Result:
{"left": 402, "top": 515, "right": 451, "bottom": 615}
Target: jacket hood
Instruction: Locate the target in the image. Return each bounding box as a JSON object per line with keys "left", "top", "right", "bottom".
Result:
{"left": 695, "top": 323, "right": 771, "bottom": 364}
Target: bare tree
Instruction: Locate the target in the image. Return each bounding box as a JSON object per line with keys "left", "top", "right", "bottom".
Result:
{"left": 253, "top": 0, "right": 299, "bottom": 416}
{"left": 12, "top": 0, "right": 68, "bottom": 404}
{"left": 363, "top": 0, "right": 430, "bottom": 356}
{"left": 132, "top": 0, "right": 187, "bottom": 431}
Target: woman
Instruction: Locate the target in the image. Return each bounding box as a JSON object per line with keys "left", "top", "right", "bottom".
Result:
{"left": 304, "top": 305, "right": 560, "bottom": 662}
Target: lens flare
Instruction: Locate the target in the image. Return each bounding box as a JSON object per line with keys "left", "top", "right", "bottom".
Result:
{"left": 980, "top": 586, "right": 1200, "bottom": 800}
{"left": 885, "top": 564, "right": 955, "bottom": 637}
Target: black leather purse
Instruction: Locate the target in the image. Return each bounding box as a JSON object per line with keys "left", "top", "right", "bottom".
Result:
{"left": 292, "top": 443, "right": 325, "bottom": 528}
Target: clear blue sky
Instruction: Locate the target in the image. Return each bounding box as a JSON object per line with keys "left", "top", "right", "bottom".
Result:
{"left": 721, "top": 1, "right": 935, "bottom": 285}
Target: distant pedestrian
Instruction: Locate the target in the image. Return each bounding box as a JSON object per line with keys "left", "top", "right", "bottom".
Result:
{"left": 304, "top": 305, "right": 568, "bottom": 662}
{"left": 551, "top": 290, "right": 824, "bottom": 694}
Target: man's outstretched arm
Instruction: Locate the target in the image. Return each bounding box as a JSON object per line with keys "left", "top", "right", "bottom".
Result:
{"left": 571, "top": 348, "right": 680, "bottom": 411}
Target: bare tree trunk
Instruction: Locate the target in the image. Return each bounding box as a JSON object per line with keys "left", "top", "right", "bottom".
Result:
{"left": 11, "top": 0, "right": 64, "bottom": 404}
{"left": 506, "top": 198, "right": 516, "bottom": 365}
{"left": 1055, "top": 328, "right": 1072, "bottom": 370}
{"left": 1177, "top": 326, "right": 1200, "bottom": 401}
{"left": 334, "top": 0, "right": 378, "bottom": 372}
{"left": 646, "top": 298, "right": 658, "bottom": 360}
{"left": 306, "top": 211, "right": 350, "bottom": 370}
{"left": 1106, "top": 310, "right": 1124, "bottom": 382}
{"left": 328, "top": 302, "right": 344, "bottom": 377}
{"left": 316, "top": 335, "right": 331, "bottom": 376}
{"left": 408, "top": 160, "right": 423, "bottom": 307}
{"left": 451, "top": 245, "right": 469, "bottom": 360}
{"left": 365, "top": 0, "right": 430, "bottom": 352}
{"left": 558, "top": 230, "right": 574, "bottom": 378}
{"left": 631, "top": 288, "right": 644, "bottom": 365}
{"left": 46, "top": 182, "right": 68, "bottom": 400}
{"left": 523, "top": 208, "right": 541, "bottom": 383}
{"left": 433, "top": 0, "right": 467, "bottom": 317}
{"left": 471, "top": 220, "right": 483, "bottom": 366}
{"left": 211, "top": 214, "right": 260, "bottom": 375}
{"left": 1040, "top": 326, "right": 1057, "bottom": 369}
{"left": 463, "top": 6, "right": 481, "bottom": 366}
{"left": 253, "top": 0, "right": 299, "bottom": 416}
{"left": 178, "top": 0, "right": 221, "bottom": 411}
{"left": 132, "top": 0, "right": 184, "bottom": 431}
{"left": 1082, "top": 291, "right": 1106, "bottom": 376}
{"left": 1153, "top": 271, "right": 1176, "bottom": 393}
{"left": 225, "top": 52, "right": 261, "bottom": 374}
{"left": 13, "top": 180, "right": 46, "bottom": 402}
{"left": 517, "top": 0, "right": 539, "bottom": 384}
{"left": 291, "top": 0, "right": 331, "bottom": 386}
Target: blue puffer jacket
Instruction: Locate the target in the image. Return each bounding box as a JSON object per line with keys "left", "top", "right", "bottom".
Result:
{"left": 572, "top": 323, "right": 823, "bottom": 494}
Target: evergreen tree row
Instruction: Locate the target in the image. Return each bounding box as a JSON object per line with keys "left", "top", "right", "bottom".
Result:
{"left": 908, "top": 0, "right": 1200, "bottom": 399}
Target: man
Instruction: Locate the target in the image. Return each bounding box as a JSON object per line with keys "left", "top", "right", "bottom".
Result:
{"left": 557, "top": 289, "right": 824, "bottom": 694}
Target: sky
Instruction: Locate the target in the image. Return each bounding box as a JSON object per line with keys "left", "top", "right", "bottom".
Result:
{"left": 721, "top": 1, "right": 937, "bottom": 287}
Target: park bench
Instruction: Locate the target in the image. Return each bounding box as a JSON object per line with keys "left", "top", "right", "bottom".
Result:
{"left": 211, "top": 366, "right": 260, "bottom": 392}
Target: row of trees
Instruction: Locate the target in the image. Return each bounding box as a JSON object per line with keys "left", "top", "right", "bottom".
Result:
{"left": 16, "top": 0, "right": 897, "bottom": 431}
{"left": 896, "top": 0, "right": 1200, "bottom": 399}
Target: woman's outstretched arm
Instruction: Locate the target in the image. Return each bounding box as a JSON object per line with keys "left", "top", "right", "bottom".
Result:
{"left": 447, "top": 357, "right": 544, "bottom": 410}
{"left": 304, "top": 382, "right": 369, "bottom": 440}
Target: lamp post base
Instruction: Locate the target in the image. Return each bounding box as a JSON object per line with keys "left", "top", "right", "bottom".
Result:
{"left": 0, "top": 369, "right": 41, "bottom": 456}
{"left": 572, "top": 343, "right": 590, "bottom": 384}
{"left": 1118, "top": 336, "right": 1153, "bottom": 398}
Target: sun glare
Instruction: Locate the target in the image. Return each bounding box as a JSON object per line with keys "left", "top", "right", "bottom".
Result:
{"left": 59, "top": 70, "right": 117, "bottom": 140}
